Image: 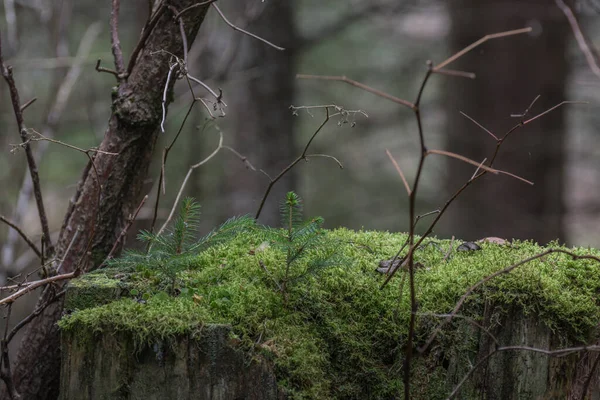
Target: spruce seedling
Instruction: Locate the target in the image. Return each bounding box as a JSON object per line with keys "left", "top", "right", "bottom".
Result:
{"left": 262, "top": 192, "right": 341, "bottom": 303}
{"left": 108, "top": 197, "right": 255, "bottom": 294}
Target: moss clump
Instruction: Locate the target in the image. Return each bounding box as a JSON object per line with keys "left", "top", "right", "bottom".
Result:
{"left": 59, "top": 229, "right": 600, "bottom": 399}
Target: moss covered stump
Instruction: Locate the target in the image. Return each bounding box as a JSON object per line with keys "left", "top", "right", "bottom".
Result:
{"left": 60, "top": 325, "right": 280, "bottom": 400}
{"left": 59, "top": 229, "right": 600, "bottom": 399}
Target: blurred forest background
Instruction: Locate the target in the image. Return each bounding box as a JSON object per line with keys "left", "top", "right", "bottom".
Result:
{"left": 1, "top": 0, "right": 600, "bottom": 290}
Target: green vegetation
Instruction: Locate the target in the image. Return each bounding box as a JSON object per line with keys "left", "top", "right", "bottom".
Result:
{"left": 59, "top": 199, "right": 600, "bottom": 399}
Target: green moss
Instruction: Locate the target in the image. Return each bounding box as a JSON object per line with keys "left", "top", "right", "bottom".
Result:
{"left": 59, "top": 229, "right": 600, "bottom": 399}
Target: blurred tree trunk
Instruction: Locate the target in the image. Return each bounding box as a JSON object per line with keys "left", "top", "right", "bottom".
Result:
{"left": 441, "top": 0, "right": 570, "bottom": 243}
{"left": 219, "top": 0, "right": 297, "bottom": 227}
{"left": 6, "top": 2, "right": 210, "bottom": 398}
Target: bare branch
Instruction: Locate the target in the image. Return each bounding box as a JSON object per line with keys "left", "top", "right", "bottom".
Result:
{"left": 434, "top": 68, "right": 476, "bottom": 79}
{"left": 95, "top": 58, "right": 119, "bottom": 77}
{"left": 255, "top": 108, "right": 333, "bottom": 219}
{"left": 385, "top": 149, "right": 411, "bottom": 195}
{"left": 426, "top": 149, "right": 534, "bottom": 185}
{"left": 157, "top": 129, "right": 253, "bottom": 236}
{"left": 555, "top": 0, "right": 600, "bottom": 80}
{"left": 1, "top": 38, "right": 54, "bottom": 258}
{"left": 174, "top": 0, "right": 217, "bottom": 19}
{"left": 13, "top": 129, "right": 119, "bottom": 156}
{"left": 19, "top": 97, "right": 37, "bottom": 112}
{"left": 297, "top": 74, "right": 416, "bottom": 110}
{"left": 0, "top": 216, "right": 42, "bottom": 260}
{"left": 434, "top": 27, "right": 532, "bottom": 70}
{"left": 0, "top": 271, "right": 79, "bottom": 306}
{"left": 211, "top": 3, "right": 285, "bottom": 51}
{"left": 522, "top": 100, "right": 587, "bottom": 125}
{"left": 460, "top": 111, "right": 498, "bottom": 140}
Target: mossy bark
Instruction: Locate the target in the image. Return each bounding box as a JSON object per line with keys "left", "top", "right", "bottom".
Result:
{"left": 9, "top": 2, "right": 211, "bottom": 398}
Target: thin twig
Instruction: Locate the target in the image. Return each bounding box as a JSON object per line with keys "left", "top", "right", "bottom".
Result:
{"left": 14, "top": 129, "right": 119, "bottom": 156}
{"left": 434, "top": 68, "right": 476, "bottom": 79}
{"left": 443, "top": 236, "right": 454, "bottom": 262}
{"left": 19, "top": 97, "right": 37, "bottom": 112}
{"left": 211, "top": 3, "right": 284, "bottom": 51}
{"left": 104, "top": 195, "right": 148, "bottom": 264}
{"left": 385, "top": 149, "right": 411, "bottom": 195}
{"left": 0, "top": 271, "right": 78, "bottom": 306}
{"left": 460, "top": 111, "right": 498, "bottom": 140}
{"left": 95, "top": 59, "right": 119, "bottom": 77}
{"left": 0, "top": 216, "right": 42, "bottom": 260}
{"left": 471, "top": 158, "right": 487, "bottom": 180}
{"left": 151, "top": 102, "right": 199, "bottom": 233}
{"left": 426, "top": 149, "right": 534, "bottom": 185}
{"left": 157, "top": 130, "right": 253, "bottom": 236}
{"left": 434, "top": 27, "right": 532, "bottom": 70}
{"left": 555, "top": 0, "right": 600, "bottom": 80}
{"left": 174, "top": 0, "right": 217, "bottom": 19}
{"left": 255, "top": 108, "right": 332, "bottom": 219}
{"left": 1, "top": 41, "right": 54, "bottom": 258}
{"left": 297, "top": 74, "right": 415, "bottom": 110}
{"left": 6, "top": 287, "right": 65, "bottom": 344}
{"left": 522, "top": 101, "right": 587, "bottom": 125}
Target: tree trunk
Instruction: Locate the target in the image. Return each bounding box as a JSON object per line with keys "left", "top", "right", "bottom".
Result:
{"left": 442, "top": 0, "right": 570, "bottom": 243}
{"left": 9, "top": 2, "right": 210, "bottom": 398}
{"left": 220, "top": 0, "right": 297, "bottom": 227}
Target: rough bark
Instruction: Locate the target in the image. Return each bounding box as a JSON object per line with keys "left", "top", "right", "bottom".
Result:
{"left": 9, "top": 2, "right": 210, "bottom": 398}
{"left": 442, "top": 1, "right": 570, "bottom": 243}
{"left": 220, "top": 0, "right": 297, "bottom": 227}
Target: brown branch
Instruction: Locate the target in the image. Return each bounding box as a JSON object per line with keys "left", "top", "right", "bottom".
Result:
{"left": 555, "top": 0, "right": 600, "bottom": 80}
{"left": 255, "top": 108, "right": 332, "bottom": 219}
{"left": 174, "top": 0, "right": 218, "bottom": 19}
{"left": 0, "top": 38, "right": 54, "bottom": 258}
{"left": 434, "top": 27, "right": 532, "bottom": 70}
{"left": 0, "top": 271, "right": 78, "bottom": 306}
{"left": 19, "top": 97, "right": 37, "bottom": 112}
{"left": 522, "top": 100, "right": 587, "bottom": 125}
{"left": 110, "top": 0, "right": 126, "bottom": 78}
{"left": 151, "top": 101, "right": 199, "bottom": 233}
{"left": 297, "top": 74, "right": 416, "bottom": 110}
{"left": 211, "top": 3, "right": 284, "bottom": 51}
{"left": 385, "top": 149, "right": 411, "bottom": 195}
{"left": 426, "top": 149, "right": 534, "bottom": 185}
{"left": 15, "top": 129, "right": 119, "bottom": 156}
{"left": 157, "top": 129, "right": 255, "bottom": 237}
{"left": 0, "top": 216, "right": 42, "bottom": 260}
{"left": 434, "top": 68, "right": 476, "bottom": 79}
{"left": 95, "top": 59, "right": 119, "bottom": 77}
{"left": 6, "top": 287, "right": 65, "bottom": 344}
{"left": 460, "top": 111, "right": 498, "bottom": 140}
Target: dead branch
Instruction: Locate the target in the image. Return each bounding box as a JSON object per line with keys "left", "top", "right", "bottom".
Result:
{"left": 0, "top": 217, "right": 42, "bottom": 260}
{"left": 0, "top": 36, "right": 53, "bottom": 258}
{"left": 211, "top": 3, "right": 284, "bottom": 51}
{"left": 434, "top": 27, "right": 532, "bottom": 71}
{"left": 555, "top": 0, "right": 600, "bottom": 80}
